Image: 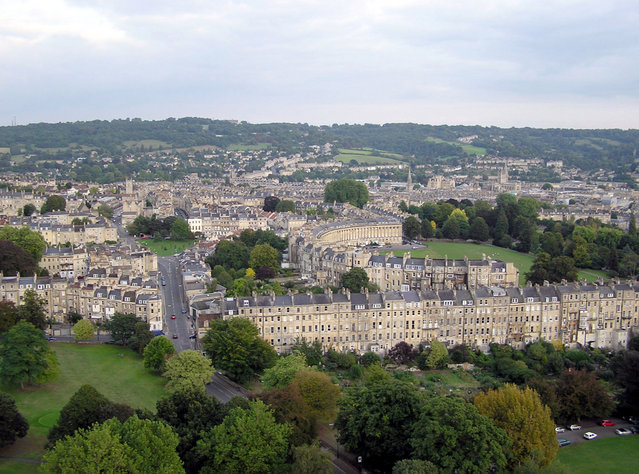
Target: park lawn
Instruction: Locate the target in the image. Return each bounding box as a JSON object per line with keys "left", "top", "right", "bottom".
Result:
{"left": 0, "top": 343, "right": 166, "bottom": 468}
{"left": 553, "top": 436, "right": 639, "bottom": 473}
{"left": 387, "top": 241, "right": 604, "bottom": 286}
{"left": 424, "top": 138, "right": 486, "bottom": 156}
{"left": 137, "top": 238, "right": 195, "bottom": 256}
{"left": 227, "top": 143, "right": 270, "bottom": 151}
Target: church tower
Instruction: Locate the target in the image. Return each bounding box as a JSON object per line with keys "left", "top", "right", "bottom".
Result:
{"left": 125, "top": 179, "right": 133, "bottom": 194}
{"left": 406, "top": 167, "right": 413, "bottom": 207}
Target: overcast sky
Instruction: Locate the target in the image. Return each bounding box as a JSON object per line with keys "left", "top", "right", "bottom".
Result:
{"left": 2, "top": 0, "right": 638, "bottom": 128}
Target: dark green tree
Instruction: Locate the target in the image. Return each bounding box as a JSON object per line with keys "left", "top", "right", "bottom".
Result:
{"left": 263, "top": 196, "right": 280, "bottom": 212}
{"left": 0, "top": 321, "right": 59, "bottom": 389}
{"left": 0, "top": 226, "right": 47, "bottom": 261}
{"left": 0, "top": 394, "right": 29, "bottom": 448}
{"left": 335, "top": 380, "right": 424, "bottom": 471}
{"left": 341, "top": 267, "right": 370, "bottom": 292}
{"left": 40, "top": 195, "right": 66, "bottom": 214}
{"left": 17, "top": 289, "right": 47, "bottom": 330}
{"left": 104, "top": 312, "right": 139, "bottom": 346}
{"left": 143, "top": 335, "right": 177, "bottom": 373}
{"left": 557, "top": 369, "right": 614, "bottom": 423}
{"left": 249, "top": 243, "right": 279, "bottom": 272}
{"left": 201, "top": 318, "right": 277, "bottom": 384}
{"left": 0, "top": 241, "right": 37, "bottom": 276}
{"left": 291, "top": 338, "right": 323, "bottom": 366}
{"left": 442, "top": 216, "right": 460, "bottom": 239}
{"left": 22, "top": 203, "right": 36, "bottom": 216}
{"left": 410, "top": 396, "right": 510, "bottom": 473}
{"left": 0, "top": 300, "right": 18, "bottom": 333}
{"left": 274, "top": 200, "right": 296, "bottom": 213}
{"left": 468, "top": 217, "right": 490, "bottom": 241}
{"left": 47, "top": 384, "right": 134, "bottom": 447}
{"left": 170, "top": 217, "right": 194, "bottom": 241}
{"left": 403, "top": 216, "right": 421, "bottom": 240}
{"left": 420, "top": 218, "right": 434, "bottom": 239}
{"left": 206, "top": 239, "right": 250, "bottom": 271}
{"left": 324, "top": 178, "right": 369, "bottom": 208}
{"left": 257, "top": 386, "right": 318, "bottom": 447}
{"left": 127, "top": 321, "right": 154, "bottom": 354}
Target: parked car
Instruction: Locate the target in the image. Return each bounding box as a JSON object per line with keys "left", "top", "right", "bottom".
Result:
{"left": 629, "top": 426, "right": 639, "bottom": 434}
{"left": 181, "top": 308, "right": 187, "bottom": 313}
{"left": 555, "top": 426, "right": 565, "bottom": 433}
{"left": 599, "top": 420, "right": 615, "bottom": 427}
{"left": 47, "top": 336, "right": 57, "bottom": 341}
{"left": 171, "top": 315, "right": 176, "bottom": 319}
{"left": 583, "top": 432, "right": 598, "bottom": 440}
{"left": 558, "top": 438, "right": 571, "bottom": 447}
{"left": 570, "top": 424, "right": 581, "bottom": 431}
{"left": 628, "top": 416, "right": 639, "bottom": 425}
{"left": 615, "top": 428, "right": 632, "bottom": 436}
{"left": 172, "top": 334, "right": 178, "bottom": 339}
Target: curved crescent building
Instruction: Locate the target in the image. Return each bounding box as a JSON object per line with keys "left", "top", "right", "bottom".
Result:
{"left": 309, "top": 218, "right": 402, "bottom": 247}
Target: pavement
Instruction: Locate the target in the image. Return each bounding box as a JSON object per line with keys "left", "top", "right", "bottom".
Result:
{"left": 556, "top": 417, "right": 636, "bottom": 446}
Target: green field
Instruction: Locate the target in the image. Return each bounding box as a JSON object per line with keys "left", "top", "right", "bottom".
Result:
{"left": 335, "top": 148, "right": 405, "bottom": 165}
{"left": 386, "top": 241, "right": 607, "bottom": 285}
{"left": 137, "top": 238, "right": 195, "bottom": 256}
{"left": 0, "top": 343, "right": 167, "bottom": 470}
{"left": 553, "top": 436, "right": 639, "bottom": 473}
{"left": 227, "top": 143, "right": 270, "bottom": 151}
{"left": 425, "top": 137, "right": 487, "bottom": 156}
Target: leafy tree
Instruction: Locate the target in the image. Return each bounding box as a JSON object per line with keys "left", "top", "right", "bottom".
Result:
{"left": 104, "top": 312, "right": 139, "bottom": 346}
{"left": 493, "top": 209, "right": 510, "bottom": 247}
{"left": 0, "top": 394, "right": 29, "bottom": 448}
{"left": 72, "top": 319, "right": 94, "bottom": 341}
{"left": 292, "top": 338, "right": 323, "bottom": 366}
{"left": 441, "top": 216, "right": 460, "bottom": 239}
{"left": 127, "top": 321, "right": 154, "bottom": 354}
{"left": 403, "top": 216, "right": 421, "bottom": 240}
{"left": 144, "top": 335, "right": 177, "bottom": 373}
{"left": 47, "top": 384, "right": 134, "bottom": 447}
{"left": 289, "top": 370, "right": 341, "bottom": 422}
{"left": 263, "top": 196, "right": 281, "bottom": 212}
{"left": 468, "top": 216, "right": 490, "bottom": 241}
{"left": 360, "top": 351, "right": 382, "bottom": 367}
{"left": 96, "top": 204, "right": 113, "bottom": 219}
{"left": 156, "top": 387, "right": 226, "bottom": 473}
{"left": 393, "top": 459, "right": 439, "bottom": 474}
{"left": 23, "top": 203, "right": 36, "bottom": 216}
{"left": 67, "top": 310, "right": 83, "bottom": 325}
{"left": 249, "top": 243, "right": 279, "bottom": 272}
{"left": 201, "top": 400, "right": 291, "bottom": 474}
{"left": 206, "top": 239, "right": 250, "bottom": 271}
{"left": 0, "top": 300, "right": 18, "bottom": 333}
{"left": 424, "top": 339, "right": 449, "bottom": 369}
{"left": 388, "top": 341, "right": 417, "bottom": 365}
{"left": 420, "top": 218, "right": 435, "bottom": 239}
{"left": 290, "top": 442, "right": 332, "bottom": 474}
{"left": 42, "top": 415, "right": 184, "bottom": 474}
{"left": 0, "top": 240, "right": 37, "bottom": 276}
{"left": 171, "top": 217, "right": 194, "bottom": 241}
{"left": 410, "top": 396, "right": 510, "bottom": 473}
{"left": 274, "top": 199, "right": 296, "bottom": 213}
{"left": 257, "top": 387, "right": 317, "bottom": 447}
{"left": 616, "top": 350, "right": 639, "bottom": 414}
{"left": 163, "top": 350, "right": 215, "bottom": 393}
{"left": 201, "top": 318, "right": 277, "bottom": 384}
{"left": 475, "top": 383, "right": 557, "bottom": 469}
{"left": 0, "top": 226, "right": 46, "bottom": 262}
{"left": 557, "top": 369, "right": 614, "bottom": 423}
{"left": 40, "top": 195, "right": 66, "bottom": 214}
{"left": 262, "top": 353, "right": 308, "bottom": 390}
{"left": 335, "top": 380, "right": 424, "bottom": 471}
{"left": 0, "top": 321, "right": 59, "bottom": 389}
{"left": 341, "top": 267, "right": 370, "bottom": 292}
{"left": 323, "top": 349, "right": 356, "bottom": 370}
{"left": 16, "top": 289, "right": 47, "bottom": 330}
{"left": 324, "top": 178, "right": 369, "bottom": 208}
{"left": 256, "top": 265, "right": 275, "bottom": 280}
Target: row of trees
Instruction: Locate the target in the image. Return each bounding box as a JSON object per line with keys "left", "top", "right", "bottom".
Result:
{"left": 126, "top": 215, "right": 194, "bottom": 240}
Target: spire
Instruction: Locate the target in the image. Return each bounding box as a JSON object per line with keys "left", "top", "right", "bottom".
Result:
{"left": 406, "top": 166, "right": 413, "bottom": 207}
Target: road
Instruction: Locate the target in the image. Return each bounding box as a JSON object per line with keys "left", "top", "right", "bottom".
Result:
{"left": 206, "top": 372, "right": 249, "bottom": 403}
{"left": 158, "top": 256, "right": 195, "bottom": 352}
{"left": 556, "top": 417, "right": 635, "bottom": 445}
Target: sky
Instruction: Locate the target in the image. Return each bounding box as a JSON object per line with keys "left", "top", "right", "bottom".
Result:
{"left": 2, "top": 0, "right": 639, "bottom": 128}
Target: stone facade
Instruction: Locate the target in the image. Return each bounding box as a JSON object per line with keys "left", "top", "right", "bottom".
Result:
{"left": 194, "top": 281, "right": 639, "bottom": 354}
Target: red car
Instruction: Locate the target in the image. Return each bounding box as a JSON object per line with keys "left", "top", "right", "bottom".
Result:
{"left": 172, "top": 334, "right": 178, "bottom": 339}
{"left": 599, "top": 420, "right": 616, "bottom": 427}
{"left": 171, "top": 315, "right": 176, "bottom": 319}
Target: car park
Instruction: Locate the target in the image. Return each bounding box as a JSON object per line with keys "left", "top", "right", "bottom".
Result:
{"left": 615, "top": 428, "right": 632, "bottom": 436}
{"left": 555, "top": 427, "right": 565, "bottom": 433}
{"left": 557, "top": 438, "right": 571, "bottom": 447}
{"left": 599, "top": 419, "right": 615, "bottom": 426}
{"left": 570, "top": 424, "right": 581, "bottom": 431}
{"left": 583, "top": 432, "right": 598, "bottom": 440}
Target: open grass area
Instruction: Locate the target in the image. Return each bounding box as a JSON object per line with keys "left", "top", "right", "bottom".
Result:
{"left": 0, "top": 343, "right": 166, "bottom": 469}
{"left": 335, "top": 148, "right": 405, "bottom": 165}
{"left": 553, "top": 436, "right": 639, "bottom": 473}
{"left": 425, "top": 137, "right": 487, "bottom": 156}
{"left": 227, "top": 143, "right": 270, "bottom": 151}
{"left": 137, "top": 238, "right": 195, "bottom": 256}
{"left": 387, "top": 241, "right": 606, "bottom": 285}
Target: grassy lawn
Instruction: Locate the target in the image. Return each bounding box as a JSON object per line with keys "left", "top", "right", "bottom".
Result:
{"left": 137, "top": 238, "right": 195, "bottom": 256}
{"left": 424, "top": 138, "right": 486, "bottom": 156}
{"left": 386, "top": 241, "right": 606, "bottom": 285}
{"left": 0, "top": 343, "right": 166, "bottom": 469}
{"left": 335, "top": 148, "right": 405, "bottom": 165}
{"left": 553, "top": 436, "right": 639, "bottom": 473}
{"left": 227, "top": 143, "right": 270, "bottom": 151}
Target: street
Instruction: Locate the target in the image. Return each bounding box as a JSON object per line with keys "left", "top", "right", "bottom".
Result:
{"left": 158, "top": 256, "right": 195, "bottom": 352}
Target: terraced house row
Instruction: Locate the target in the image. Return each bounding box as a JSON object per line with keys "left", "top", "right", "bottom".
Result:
{"left": 195, "top": 281, "right": 639, "bottom": 354}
